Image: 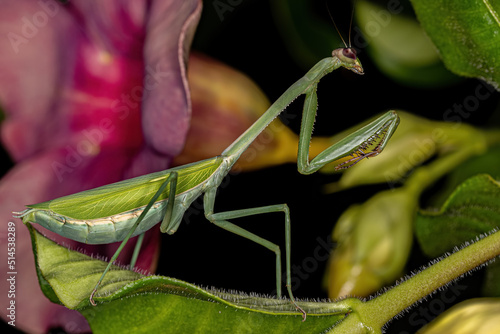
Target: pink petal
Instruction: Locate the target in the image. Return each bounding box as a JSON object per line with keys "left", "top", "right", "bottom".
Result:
{"left": 1, "top": 147, "right": 164, "bottom": 333}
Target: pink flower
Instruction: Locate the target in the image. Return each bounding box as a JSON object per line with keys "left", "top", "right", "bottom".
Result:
{"left": 0, "top": 1, "right": 201, "bottom": 332}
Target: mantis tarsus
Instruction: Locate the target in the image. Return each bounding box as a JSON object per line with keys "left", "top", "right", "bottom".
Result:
{"left": 14, "top": 46, "right": 399, "bottom": 321}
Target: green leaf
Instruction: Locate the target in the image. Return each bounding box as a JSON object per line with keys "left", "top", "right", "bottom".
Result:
{"left": 28, "top": 223, "right": 142, "bottom": 309}
{"left": 415, "top": 174, "right": 500, "bottom": 257}
{"left": 27, "top": 224, "right": 360, "bottom": 333}
{"left": 411, "top": 0, "right": 500, "bottom": 89}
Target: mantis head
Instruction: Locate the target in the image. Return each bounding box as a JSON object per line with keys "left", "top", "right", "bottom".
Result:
{"left": 332, "top": 48, "right": 364, "bottom": 75}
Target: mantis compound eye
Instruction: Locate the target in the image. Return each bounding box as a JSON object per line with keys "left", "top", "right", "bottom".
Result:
{"left": 342, "top": 48, "right": 357, "bottom": 60}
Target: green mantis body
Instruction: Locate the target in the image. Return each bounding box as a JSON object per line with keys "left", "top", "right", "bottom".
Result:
{"left": 15, "top": 47, "right": 399, "bottom": 319}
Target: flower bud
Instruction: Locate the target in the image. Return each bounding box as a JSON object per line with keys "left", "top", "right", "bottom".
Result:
{"left": 326, "top": 187, "right": 416, "bottom": 298}
{"left": 417, "top": 298, "right": 500, "bottom": 334}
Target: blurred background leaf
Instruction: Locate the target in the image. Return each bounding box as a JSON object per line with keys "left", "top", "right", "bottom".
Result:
{"left": 416, "top": 174, "right": 500, "bottom": 257}
{"left": 429, "top": 145, "right": 500, "bottom": 206}
{"left": 356, "top": 0, "right": 459, "bottom": 87}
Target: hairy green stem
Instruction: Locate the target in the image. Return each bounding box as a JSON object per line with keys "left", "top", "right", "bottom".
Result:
{"left": 332, "top": 230, "right": 500, "bottom": 333}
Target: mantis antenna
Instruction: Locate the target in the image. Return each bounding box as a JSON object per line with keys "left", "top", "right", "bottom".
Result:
{"left": 326, "top": 1, "right": 355, "bottom": 48}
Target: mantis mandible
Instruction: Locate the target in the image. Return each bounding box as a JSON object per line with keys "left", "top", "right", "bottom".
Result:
{"left": 14, "top": 45, "right": 399, "bottom": 320}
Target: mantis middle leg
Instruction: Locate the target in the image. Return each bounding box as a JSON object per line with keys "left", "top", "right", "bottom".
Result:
{"left": 203, "top": 188, "right": 307, "bottom": 320}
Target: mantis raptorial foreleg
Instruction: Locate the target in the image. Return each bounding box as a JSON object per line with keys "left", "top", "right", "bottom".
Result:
{"left": 298, "top": 86, "right": 323, "bottom": 174}
{"left": 298, "top": 83, "right": 399, "bottom": 174}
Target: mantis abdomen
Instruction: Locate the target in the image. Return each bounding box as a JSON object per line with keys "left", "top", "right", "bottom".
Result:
{"left": 16, "top": 157, "right": 224, "bottom": 243}
{"left": 19, "top": 200, "right": 170, "bottom": 244}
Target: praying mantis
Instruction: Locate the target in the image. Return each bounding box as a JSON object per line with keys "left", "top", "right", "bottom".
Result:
{"left": 14, "top": 45, "right": 399, "bottom": 320}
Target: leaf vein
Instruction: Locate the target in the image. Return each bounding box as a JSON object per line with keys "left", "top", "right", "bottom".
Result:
{"left": 482, "top": 0, "right": 500, "bottom": 28}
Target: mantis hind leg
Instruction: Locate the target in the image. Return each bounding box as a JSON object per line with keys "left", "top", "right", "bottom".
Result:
{"left": 203, "top": 189, "right": 307, "bottom": 321}
{"left": 89, "top": 171, "right": 178, "bottom": 306}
